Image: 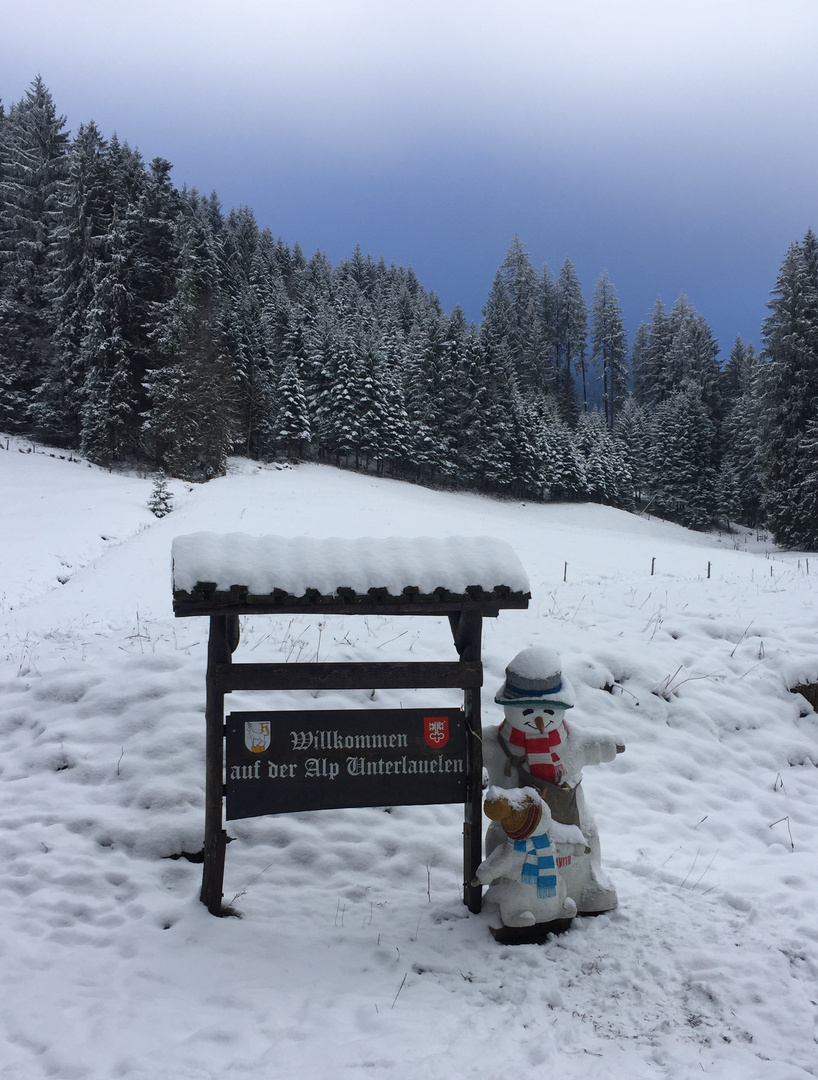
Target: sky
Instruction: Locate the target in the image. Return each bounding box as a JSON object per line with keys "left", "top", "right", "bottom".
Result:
{"left": 3, "top": 0, "right": 818, "bottom": 356}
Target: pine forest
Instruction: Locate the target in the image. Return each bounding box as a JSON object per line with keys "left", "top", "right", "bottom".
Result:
{"left": 2, "top": 78, "right": 817, "bottom": 549}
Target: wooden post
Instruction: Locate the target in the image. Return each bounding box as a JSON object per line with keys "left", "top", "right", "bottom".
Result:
{"left": 200, "top": 614, "right": 237, "bottom": 914}
{"left": 450, "top": 609, "right": 483, "bottom": 914}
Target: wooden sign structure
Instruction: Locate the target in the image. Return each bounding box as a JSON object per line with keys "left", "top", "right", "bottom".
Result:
{"left": 172, "top": 534, "right": 530, "bottom": 916}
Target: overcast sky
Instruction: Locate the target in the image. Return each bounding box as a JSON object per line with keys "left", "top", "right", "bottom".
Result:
{"left": 3, "top": 0, "right": 818, "bottom": 354}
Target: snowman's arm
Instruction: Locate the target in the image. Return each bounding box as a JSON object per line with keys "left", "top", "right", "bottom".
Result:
{"left": 556, "top": 841, "right": 589, "bottom": 857}
{"left": 567, "top": 729, "right": 623, "bottom": 766}
{"left": 473, "top": 841, "right": 517, "bottom": 886}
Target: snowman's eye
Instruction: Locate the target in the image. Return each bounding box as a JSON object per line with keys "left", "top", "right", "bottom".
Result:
{"left": 522, "top": 708, "right": 534, "bottom": 716}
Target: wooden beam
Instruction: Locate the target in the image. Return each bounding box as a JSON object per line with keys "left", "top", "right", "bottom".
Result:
{"left": 201, "top": 615, "right": 232, "bottom": 915}
{"left": 173, "top": 594, "right": 529, "bottom": 618}
{"left": 214, "top": 660, "right": 483, "bottom": 692}
{"left": 450, "top": 610, "right": 484, "bottom": 914}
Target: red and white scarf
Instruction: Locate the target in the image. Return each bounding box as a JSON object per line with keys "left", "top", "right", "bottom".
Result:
{"left": 500, "top": 720, "right": 567, "bottom": 784}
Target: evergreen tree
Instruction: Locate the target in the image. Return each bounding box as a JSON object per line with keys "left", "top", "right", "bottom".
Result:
{"left": 274, "top": 357, "right": 312, "bottom": 460}
{"left": 554, "top": 258, "right": 586, "bottom": 419}
{"left": 632, "top": 299, "right": 670, "bottom": 407}
{"left": 629, "top": 320, "right": 651, "bottom": 405}
{"left": 0, "top": 77, "right": 69, "bottom": 431}
{"left": 374, "top": 327, "right": 412, "bottom": 476}
{"left": 219, "top": 208, "right": 278, "bottom": 457}
{"left": 801, "top": 228, "right": 818, "bottom": 289}
{"left": 142, "top": 194, "right": 232, "bottom": 480}
{"left": 530, "top": 399, "right": 587, "bottom": 501}
{"left": 576, "top": 411, "right": 630, "bottom": 506}
{"left": 404, "top": 308, "right": 461, "bottom": 483}
{"left": 590, "top": 270, "right": 628, "bottom": 427}
{"left": 758, "top": 239, "right": 818, "bottom": 548}
{"left": 482, "top": 237, "right": 543, "bottom": 391}
{"left": 536, "top": 264, "right": 561, "bottom": 399}
{"left": 312, "top": 327, "right": 360, "bottom": 466}
{"left": 614, "top": 396, "right": 651, "bottom": 504}
{"left": 718, "top": 339, "right": 762, "bottom": 526}
{"left": 33, "top": 120, "right": 112, "bottom": 442}
{"left": 647, "top": 382, "right": 718, "bottom": 528}
{"left": 78, "top": 212, "right": 141, "bottom": 461}
{"left": 148, "top": 473, "right": 173, "bottom": 517}
{"left": 633, "top": 295, "right": 721, "bottom": 420}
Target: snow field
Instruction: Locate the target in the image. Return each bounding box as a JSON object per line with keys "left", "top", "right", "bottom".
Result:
{"left": 1, "top": 438, "right": 817, "bottom": 1078}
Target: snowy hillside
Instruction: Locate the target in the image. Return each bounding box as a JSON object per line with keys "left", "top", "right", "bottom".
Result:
{"left": 1, "top": 438, "right": 817, "bottom": 1080}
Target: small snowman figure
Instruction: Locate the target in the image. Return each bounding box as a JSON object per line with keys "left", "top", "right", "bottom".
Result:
{"left": 473, "top": 786, "right": 585, "bottom": 942}
{"left": 483, "top": 646, "right": 624, "bottom": 916}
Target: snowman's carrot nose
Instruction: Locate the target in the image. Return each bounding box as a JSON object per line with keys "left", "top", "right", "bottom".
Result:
{"left": 534, "top": 716, "right": 545, "bottom": 734}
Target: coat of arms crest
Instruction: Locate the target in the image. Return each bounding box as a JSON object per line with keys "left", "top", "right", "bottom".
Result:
{"left": 424, "top": 715, "right": 449, "bottom": 748}
{"left": 245, "top": 720, "right": 271, "bottom": 753}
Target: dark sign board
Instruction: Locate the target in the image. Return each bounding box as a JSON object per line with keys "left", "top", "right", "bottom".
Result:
{"left": 225, "top": 708, "right": 466, "bottom": 819}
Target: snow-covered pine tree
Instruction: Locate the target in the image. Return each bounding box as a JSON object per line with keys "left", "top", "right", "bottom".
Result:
{"left": 142, "top": 193, "right": 232, "bottom": 480}
{"left": 482, "top": 237, "right": 543, "bottom": 392}
{"left": 536, "top": 264, "right": 562, "bottom": 400}
{"left": 758, "top": 239, "right": 818, "bottom": 548}
{"left": 613, "top": 396, "right": 651, "bottom": 505}
{"left": 801, "top": 229, "right": 818, "bottom": 290}
{"left": 373, "top": 328, "right": 412, "bottom": 477}
{"left": 663, "top": 297, "right": 721, "bottom": 423}
{"left": 462, "top": 331, "right": 540, "bottom": 497}
{"left": 590, "top": 270, "right": 628, "bottom": 428}
{"left": 647, "top": 381, "right": 718, "bottom": 528}
{"left": 555, "top": 258, "right": 586, "bottom": 419}
{"left": 717, "top": 339, "right": 762, "bottom": 527}
{"left": 0, "top": 77, "right": 69, "bottom": 432}
{"left": 531, "top": 398, "right": 588, "bottom": 501}
{"left": 274, "top": 357, "right": 312, "bottom": 460}
{"left": 576, "top": 411, "right": 631, "bottom": 507}
{"left": 404, "top": 308, "right": 460, "bottom": 484}
{"left": 313, "top": 329, "right": 360, "bottom": 467}
{"left": 78, "top": 212, "right": 142, "bottom": 462}
{"left": 796, "top": 420, "right": 818, "bottom": 547}
{"left": 631, "top": 299, "right": 670, "bottom": 408}
{"left": 33, "top": 121, "right": 113, "bottom": 444}
{"left": 219, "top": 209, "right": 278, "bottom": 458}
{"left": 148, "top": 473, "right": 173, "bottom": 517}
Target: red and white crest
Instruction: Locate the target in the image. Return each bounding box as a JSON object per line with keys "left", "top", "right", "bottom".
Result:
{"left": 424, "top": 715, "right": 449, "bottom": 748}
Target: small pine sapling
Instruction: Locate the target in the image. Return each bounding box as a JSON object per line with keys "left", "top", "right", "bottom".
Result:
{"left": 148, "top": 474, "right": 174, "bottom": 518}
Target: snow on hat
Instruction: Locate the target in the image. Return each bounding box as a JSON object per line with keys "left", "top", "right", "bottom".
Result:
{"left": 494, "top": 646, "right": 575, "bottom": 708}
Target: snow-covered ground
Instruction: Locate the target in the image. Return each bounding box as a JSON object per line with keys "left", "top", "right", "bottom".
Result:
{"left": 1, "top": 436, "right": 817, "bottom": 1080}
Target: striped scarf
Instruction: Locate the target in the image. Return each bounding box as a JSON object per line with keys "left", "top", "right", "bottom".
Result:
{"left": 500, "top": 719, "right": 567, "bottom": 784}
{"left": 513, "top": 831, "right": 557, "bottom": 897}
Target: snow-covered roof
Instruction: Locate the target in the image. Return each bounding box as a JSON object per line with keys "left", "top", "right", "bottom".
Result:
{"left": 172, "top": 533, "right": 530, "bottom": 615}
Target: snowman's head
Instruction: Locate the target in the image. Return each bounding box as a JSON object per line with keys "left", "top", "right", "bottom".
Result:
{"left": 502, "top": 700, "right": 568, "bottom": 738}
{"left": 495, "top": 646, "right": 574, "bottom": 736}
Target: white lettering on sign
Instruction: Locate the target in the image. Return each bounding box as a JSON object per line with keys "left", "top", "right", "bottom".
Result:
{"left": 305, "top": 757, "right": 340, "bottom": 780}
{"left": 267, "top": 762, "right": 297, "bottom": 778}
{"left": 230, "top": 761, "right": 262, "bottom": 780}
{"left": 346, "top": 756, "right": 464, "bottom": 776}
{"left": 232, "top": 761, "right": 299, "bottom": 781}
{"left": 290, "top": 730, "right": 409, "bottom": 752}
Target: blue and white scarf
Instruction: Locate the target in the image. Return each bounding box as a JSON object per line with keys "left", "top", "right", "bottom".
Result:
{"left": 514, "top": 831, "right": 557, "bottom": 897}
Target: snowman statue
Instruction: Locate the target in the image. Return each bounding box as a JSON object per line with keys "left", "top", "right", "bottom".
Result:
{"left": 483, "top": 646, "right": 624, "bottom": 917}
{"left": 473, "top": 785, "right": 586, "bottom": 942}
